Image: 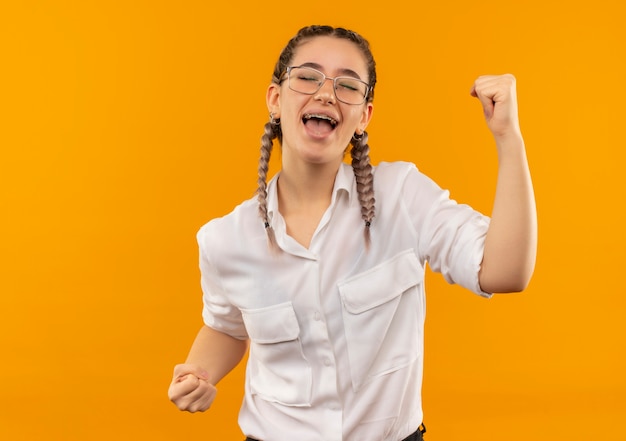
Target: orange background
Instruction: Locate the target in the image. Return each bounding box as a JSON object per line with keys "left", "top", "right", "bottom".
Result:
{"left": 1, "top": 1, "right": 624, "bottom": 440}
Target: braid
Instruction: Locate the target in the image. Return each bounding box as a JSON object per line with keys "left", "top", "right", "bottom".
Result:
{"left": 258, "top": 25, "right": 378, "bottom": 252}
{"left": 256, "top": 120, "right": 280, "bottom": 251}
{"left": 350, "top": 130, "right": 375, "bottom": 249}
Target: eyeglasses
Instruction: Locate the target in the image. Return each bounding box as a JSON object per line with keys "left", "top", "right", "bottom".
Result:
{"left": 282, "top": 66, "right": 371, "bottom": 105}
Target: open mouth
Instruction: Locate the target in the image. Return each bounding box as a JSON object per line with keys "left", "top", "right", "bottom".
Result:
{"left": 302, "top": 113, "right": 338, "bottom": 131}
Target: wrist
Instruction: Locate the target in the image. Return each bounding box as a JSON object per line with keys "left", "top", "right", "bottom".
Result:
{"left": 495, "top": 132, "right": 525, "bottom": 158}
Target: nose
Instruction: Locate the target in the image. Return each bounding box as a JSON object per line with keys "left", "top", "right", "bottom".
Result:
{"left": 315, "top": 78, "right": 336, "bottom": 103}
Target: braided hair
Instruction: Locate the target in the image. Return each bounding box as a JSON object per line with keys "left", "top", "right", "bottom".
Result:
{"left": 256, "top": 25, "right": 377, "bottom": 250}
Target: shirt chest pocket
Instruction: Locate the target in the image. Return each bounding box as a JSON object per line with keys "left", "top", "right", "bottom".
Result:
{"left": 241, "top": 302, "right": 312, "bottom": 407}
{"left": 338, "top": 249, "right": 425, "bottom": 391}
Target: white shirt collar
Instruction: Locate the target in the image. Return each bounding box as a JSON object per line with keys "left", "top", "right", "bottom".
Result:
{"left": 266, "top": 163, "right": 354, "bottom": 222}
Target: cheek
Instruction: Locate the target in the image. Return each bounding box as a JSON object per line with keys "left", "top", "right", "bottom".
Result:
{"left": 343, "top": 110, "right": 365, "bottom": 132}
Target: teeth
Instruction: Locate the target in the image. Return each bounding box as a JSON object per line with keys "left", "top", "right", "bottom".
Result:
{"left": 303, "top": 113, "right": 338, "bottom": 127}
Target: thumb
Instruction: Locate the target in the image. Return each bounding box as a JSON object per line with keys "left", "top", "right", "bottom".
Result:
{"left": 173, "top": 363, "right": 210, "bottom": 381}
{"left": 470, "top": 85, "right": 495, "bottom": 120}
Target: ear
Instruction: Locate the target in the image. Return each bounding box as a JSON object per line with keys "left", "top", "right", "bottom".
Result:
{"left": 266, "top": 83, "right": 281, "bottom": 119}
{"left": 357, "top": 102, "right": 374, "bottom": 134}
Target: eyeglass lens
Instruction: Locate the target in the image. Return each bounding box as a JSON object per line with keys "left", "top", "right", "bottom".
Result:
{"left": 288, "top": 67, "right": 368, "bottom": 105}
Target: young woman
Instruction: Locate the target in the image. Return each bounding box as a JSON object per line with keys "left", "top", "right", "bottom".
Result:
{"left": 168, "top": 25, "right": 537, "bottom": 441}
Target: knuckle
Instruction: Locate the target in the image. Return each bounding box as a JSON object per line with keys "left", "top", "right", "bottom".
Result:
{"left": 172, "top": 397, "right": 189, "bottom": 410}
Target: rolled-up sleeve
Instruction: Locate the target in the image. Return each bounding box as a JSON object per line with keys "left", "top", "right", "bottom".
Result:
{"left": 401, "top": 164, "right": 492, "bottom": 298}
{"left": 197, "top": 224, "right": 248, "bottom": 339}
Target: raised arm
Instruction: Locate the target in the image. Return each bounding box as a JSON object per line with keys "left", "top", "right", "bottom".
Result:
{"left": 471, "top": 74, "right": 537, "bottom": 293}
{"left": 168, "top": 325, "right": 249, "bottom": 412}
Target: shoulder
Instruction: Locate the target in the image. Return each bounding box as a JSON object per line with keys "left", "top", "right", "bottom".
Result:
{"left": 196, "top": 196, "right": 261, "bottom": 249}
{"left": 373, "top": 161, "right": 426, "bottom": 180}
{"left": 372, "top": 161, "right": 453, "bottom": 210}
{"left": 373, "top": 160, "right": 417, "bottom": 174}
{"left": 372, "top": 161, "right": 432, "bottom": 191}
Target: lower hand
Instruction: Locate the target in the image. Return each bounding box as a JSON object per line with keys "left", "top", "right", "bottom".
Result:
{"left": 168, "top": 363, "right": 217, "bottom": 412}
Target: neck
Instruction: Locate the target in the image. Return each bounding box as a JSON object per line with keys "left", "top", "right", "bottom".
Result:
{"left": 277, "top": 160, "right": 340, "bottom": 214}
{"left": 276, "top": 160, "right": 341, "bottom": 249}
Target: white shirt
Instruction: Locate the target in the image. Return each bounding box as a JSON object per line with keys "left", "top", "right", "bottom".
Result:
{"left": 198, "top": 162, "right": 491, "bottom": 441}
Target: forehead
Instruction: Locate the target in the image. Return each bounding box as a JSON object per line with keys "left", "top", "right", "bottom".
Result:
{"left": 291, "top": 36, "right": 368, "bottom": 78}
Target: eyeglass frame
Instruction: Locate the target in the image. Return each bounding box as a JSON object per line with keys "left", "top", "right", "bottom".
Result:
{"left": 279, "top": 65, "right": 372, "bottom": 105}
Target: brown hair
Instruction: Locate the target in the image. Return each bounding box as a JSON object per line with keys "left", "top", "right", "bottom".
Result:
{"left": 257, "top": 25, "right": 377, "bottom": 250}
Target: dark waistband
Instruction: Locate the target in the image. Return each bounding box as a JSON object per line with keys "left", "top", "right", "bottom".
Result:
{"left": 245, "top": 423, "right": 426, "bottom": 441}
{"left": 402, "top": 423, "right": 427, "bottom": 441}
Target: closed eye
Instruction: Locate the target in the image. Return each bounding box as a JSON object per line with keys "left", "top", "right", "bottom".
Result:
{"left": 297, "top": 74, "right": 321, "bottom": 82}
{"left": 337, "top": 82, "right": 359, "bottom": 92}
{"left": 336, "top": 78, "right": 363, "bottom": 92}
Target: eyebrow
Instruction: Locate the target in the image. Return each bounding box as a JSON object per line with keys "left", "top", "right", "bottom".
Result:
{"left": 298, "top": 62, "right": 364, "bottom": 80}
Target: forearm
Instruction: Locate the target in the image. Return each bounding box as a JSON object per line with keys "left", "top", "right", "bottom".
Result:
{"left": 479, "top": 134, "right": 537, "bottom": 293}
{"left": 185, "top": 325, "right": 249, "bottom": 386}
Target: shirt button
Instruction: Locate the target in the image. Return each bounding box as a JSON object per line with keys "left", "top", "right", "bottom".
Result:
{"left": 324, "top": 358, "right": 332, "bottom": 367}
{"left": 314, "top": 311, "right": 321, "bottom": 321}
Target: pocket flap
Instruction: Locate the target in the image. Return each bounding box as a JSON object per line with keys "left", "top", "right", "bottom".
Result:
{"left": 241, "top": 302, "right": 300, "bottom": 344}
{"left": 338, "top": 250, "right": 424, "bottom": 314}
